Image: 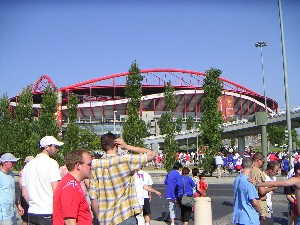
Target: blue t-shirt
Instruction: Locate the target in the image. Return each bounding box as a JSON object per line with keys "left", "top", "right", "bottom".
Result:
{"left": 0, "top": 170, "right": 15, "bottom": 221}
{"left": 232, "top": 174, "right": 259, "bottom": 225}
{"left": 176, "top": 175, "right": 195, "bottom": 197}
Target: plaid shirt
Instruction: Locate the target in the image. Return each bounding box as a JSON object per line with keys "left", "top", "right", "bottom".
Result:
{"left": 89, "top": 153, "right": 148, "bottom": 225}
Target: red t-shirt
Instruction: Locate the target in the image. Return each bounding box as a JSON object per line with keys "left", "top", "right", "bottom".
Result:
{"left": 194, "top": 180, "right": 207, "bottom": 198}
{"left": 53, "top": 173, "right": 92, "bottom": 225}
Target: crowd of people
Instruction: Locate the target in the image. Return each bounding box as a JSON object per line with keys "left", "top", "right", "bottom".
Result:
{"left": 1, "top": 133, "right": 300, "bottom": 225}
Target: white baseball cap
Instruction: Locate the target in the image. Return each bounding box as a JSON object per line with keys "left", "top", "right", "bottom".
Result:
{"left": 0, "top": 153, "right": 20, "bottom": 163}
{"left": 40, "top": 136, "right": 64, "bottom": 148}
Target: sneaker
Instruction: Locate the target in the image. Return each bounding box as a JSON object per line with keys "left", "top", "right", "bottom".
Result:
{"left": 163, "top": 218, "right": 169, "bottom": 222}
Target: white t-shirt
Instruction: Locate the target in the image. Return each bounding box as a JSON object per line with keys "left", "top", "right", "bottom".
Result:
{"left": 137, "top": 170, "right": 153, "bottom": 199}
{"left": 22, "top": 153, "right": 61, "bottom": 214}
{"left": 134, "top": 172, "right": 145, "bottom": 206}
{"left": 264, "top": 172, "right": 276, "bottom": 209}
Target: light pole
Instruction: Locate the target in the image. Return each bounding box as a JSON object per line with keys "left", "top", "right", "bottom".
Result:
{"left": 113, "top": 110, "right": 117, "bottom": 134}
{"left": 255, "top": 41, "right": 268, "bottom": 113}
{"left": 278, "top": 0, "right": 293, "bottom": 165}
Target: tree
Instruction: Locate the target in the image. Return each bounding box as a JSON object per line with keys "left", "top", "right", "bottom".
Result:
{"left": 38, "top": 86, "right": 59, "bottom": 138}
{"left": 267, "top": 125, "right": 285, "bottom": 146}
{"left": 159, "top": 81, "right": 178, "bottom": 172}
{"left": 13, "top": 87, "right": 40, "bottom": 169}
{"left": 175, "top": 116, "right": 183, "bottom": 133}
{"left": 122, "top": 61, "right": 147, "bottom": 147}
{"left": 186, "top": 115, "right": 194, "bottom": 131}
{"left": 60, "top": 93, "right": 80, "bottom": 165}
{"left": 78, "top": 127, "right": 101, "bottom": 151}
{"left": 0, "top": 94, "right": 15, "bottom": 154}
{"left": 200, "top": 68, "right": 223, "bottom": 175}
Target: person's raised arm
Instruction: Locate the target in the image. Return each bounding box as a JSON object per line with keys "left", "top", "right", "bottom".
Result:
{"left": 115, "top": 138, "right": 155, "bottom": 161}
{"left": 255, "top": 177, "right": 300, "bottom": 188}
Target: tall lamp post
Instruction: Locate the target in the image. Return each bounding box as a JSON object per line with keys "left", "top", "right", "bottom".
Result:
{"left": 255, "top": 41, "right": 268, "bottom": 169}
{"left": 278, "top": 0, "right": 293, "bottom": 165}
{"left": 255, "top": 41, "right": 268, "bottom": 113}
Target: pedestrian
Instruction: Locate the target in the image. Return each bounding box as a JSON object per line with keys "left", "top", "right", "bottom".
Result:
{"left": 137, "top": 167, "right": 157, "bottom": 225}
{"left": 283, "top": 163, "right": 300, "bottom": 225}
{"left": 191, "top": 168, "right": 199, "bottom": 195}
{"left": 215, "top": 153, "right": 223, "bottom": 178}
{"left": 254, "top": 164, "right": 300, "bottom": 225}
{"left": 194, "top": 173, "right": 208, "bottom": 198}
{"left": 250, "top": 152, "right": 276, "bottom": 225}
{"left": 0, "top": 153, "right": 24, "bottom": 225}
{"left": 89, "top": 132, "right": 155, "bottom": 225}
{"left": 134, "top": 168, "right": 161, "bottom": 225}
{"left": 163, "top": 162, "right": 183, "bottom": 225}
{"left": 232, "top": 157, "right": 264, "bottom": 225}
{"left": 19, "top": 155, "right": 34, "bottom": 225}
{"left": 263, "top": 161, "right": 279, "bottom": 225}
{"left": 22, "top": 136, "right": 63, "bottom": 225}
{"left": 53, "top": 150, "right": 93, "bottom": 225}
{"left": 176, "top": 167, "right": 195, "bottom": 225}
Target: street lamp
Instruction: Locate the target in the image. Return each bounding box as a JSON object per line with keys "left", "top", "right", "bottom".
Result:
{"left": 255, "top": 41, "right": 268, "bottom": 113}
{"left": 278, "top": 0, "right": 293, "bottom": 165}
{"left": 113, "top": 110, "right": 117, "bottom": 134}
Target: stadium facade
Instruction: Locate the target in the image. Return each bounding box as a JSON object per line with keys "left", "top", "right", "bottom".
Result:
{"left": 9, "top": 68, "right": 278, "bottom": 136}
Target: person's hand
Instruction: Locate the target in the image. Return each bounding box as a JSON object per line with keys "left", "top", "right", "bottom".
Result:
{"left": 155, "top": 191, "right": 162, "bottom": 198}
{"left": 114, "top": 138, "right": 128, "bottom": 150}
{"left": 17, "top": 204, "right": 24, "bottom": 216}
{"left": 248, "top": 177, "right": 257, "bottom": 186}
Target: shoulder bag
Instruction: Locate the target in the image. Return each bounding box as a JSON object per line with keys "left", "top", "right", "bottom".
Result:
{"left": 181, "top": 177, "right": 194, "bottom": 207}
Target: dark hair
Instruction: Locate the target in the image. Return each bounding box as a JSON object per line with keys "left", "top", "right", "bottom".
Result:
{"left": 101, "top": 132, "right": 117, "bottom": 152}
{"left": 266, "top": 161, "right": 279, "bottom": 170}
{"left": 199, "top": 172, "right": 205, "bottom": 179}
{"left": 65, "top": 150, "right": 90, "bottom": 171}
{"left": 182, "top": 167, "right": 190, "bottom": 175}
{"left": 252, "top": 152, "right": 264, "bottom": 162}
{"left": 173, "top": 162, "right": 183, "bottom": 170}
{"left": 192, "top": 168, "right": 199, "bottom": 176}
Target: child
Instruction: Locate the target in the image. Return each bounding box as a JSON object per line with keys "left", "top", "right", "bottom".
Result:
{"left": 194, "top": 173, "right": 208, "bottom": 198}
{"left": 228, "top": 161, "right": 234, "bottom": 175}
{"left": 191, "top": 168, "right": 199, "bottom": 195}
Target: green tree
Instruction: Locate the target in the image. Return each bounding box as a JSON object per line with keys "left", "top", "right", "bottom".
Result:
{"left": 175, "top": 116, "right": 183, "bottom": 133}
{"left": 78, "top": 127, "right": 101, "bottom": 151}
{"left": 230, "top": 138, "right": 236, "bottom": 149}
{"left": 122, "top": 61, "right": 147, "bottom": 147}
{"left": 159, "top": 81, "right": 178, "bottom": 172}
{"left": 60, "top": 93, "right": 80, "bottom": 165}
{"left": 0, "top": 94, "right": 15, "bottom": 154}
{"left": 267, "top": 125, "right": 285, "bottom": 146}
{"left": 186, "top": 115, "right": 194, "bottom": 130}
{"left": 200, "top": 68, "right": 223, "bottom": 175}
{"left": 13, "top": 87, "right": 40, "bottom": 169}
{"left": 38, "top": 87, "right": 59, "bottom": 138}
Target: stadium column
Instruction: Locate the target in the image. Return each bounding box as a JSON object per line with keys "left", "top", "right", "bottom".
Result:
{"left": 238, "top": 137, "right": 245, "bottom": 156}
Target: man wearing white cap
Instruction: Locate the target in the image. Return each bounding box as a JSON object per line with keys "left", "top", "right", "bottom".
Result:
{"left": 0, "top": 153, "right": 24, "bottom": 225}
{"left": 21, "top": 136, "right": 63, "bottom": 225}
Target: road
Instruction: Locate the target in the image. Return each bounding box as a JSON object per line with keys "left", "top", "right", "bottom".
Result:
{"left": 150, "top": 183, "right": 289, "bottom": 225}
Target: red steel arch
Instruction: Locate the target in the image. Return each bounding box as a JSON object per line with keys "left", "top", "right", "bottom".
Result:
{"left": 59, "top": 68, "right": 258, "bottom": 96}
{"left": 32, "top": 75, "right": 57, "bottom": 93}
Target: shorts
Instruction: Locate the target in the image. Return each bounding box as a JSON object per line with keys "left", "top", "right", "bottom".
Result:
{"left": 28, "top": 213, "right": 52, "bottom": 225}
{"left": 143, "top": 198, "right": 151, "bottom": 215}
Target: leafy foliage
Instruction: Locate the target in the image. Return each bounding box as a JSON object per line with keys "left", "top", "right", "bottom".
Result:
{"left": 38, "top": 86, "right": 59, "bottom": 138}
{"left": 267, "top": 125, "right": 285, "bottom": 146}
{"left": 122, "top": 61, "right": 147, "bottom": 147}
{"left": 175, "top": 116, "right": 183, "bottom": 133}
{"left": 199, "top": 68, "right": 223, "bottom": 175}
{"left": 186, "top": 115, "right": 194, "bottom": 130}
{"left": 159, "top": 81, "right": 178, "bottom": 172}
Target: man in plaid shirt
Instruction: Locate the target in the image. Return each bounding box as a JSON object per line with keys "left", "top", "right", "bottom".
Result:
{"left": 89, "top": 133, "right": 155, "bottom": 225}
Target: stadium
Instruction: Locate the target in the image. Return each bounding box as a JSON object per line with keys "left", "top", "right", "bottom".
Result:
{"left": 9, "top": 68, "right": 278, "bottom": 136}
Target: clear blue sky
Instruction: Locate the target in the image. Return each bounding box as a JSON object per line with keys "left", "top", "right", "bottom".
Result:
{"left": 0, "top": 0, "right": 299, "bottom": 109}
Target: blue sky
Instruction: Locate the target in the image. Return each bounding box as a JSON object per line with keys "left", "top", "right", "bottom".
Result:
{"left": 0, "top": 0, "right": 299, "bottom": 109}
